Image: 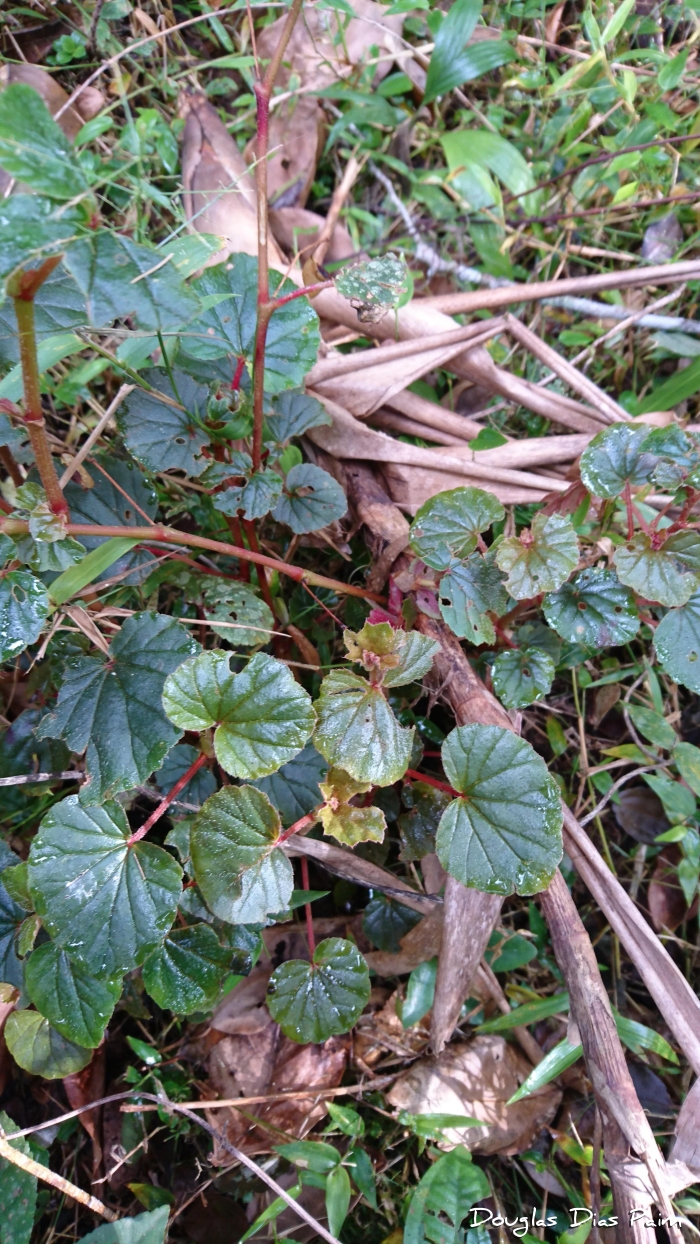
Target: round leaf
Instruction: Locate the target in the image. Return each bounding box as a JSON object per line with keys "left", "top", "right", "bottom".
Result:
{"left": 24, "top": 941, "right": 121, "bottom": 1048}
{"left": 436, "top": 724, "right": 563, "bottom": 894}
{"left": 267, "top": 937, "right": 370, "bottom": 1043}
{"left": 190, "top": 785, "right": 292, "bottom": 923}
{"left": 27, "top": 796, "right": 182, "bottom": 978}
{"left": 163, "top": 650, "right": 314, "bottom": 779}
{"left": 409, "top": 487, "right": 504, "bottom": 570}
{"left": 655, "top": 592, "right": 700, "bottom": 692}
{"left": 253, "top": 744, "right": 327, "bottom": 827}
{"left": 543, "top": 567, "right": 639, "bottom": 648}
{"left": 579, "top": 423, "right": 658, "bottom": 498}
{"left": 438, "top": 553, "right": 508, "bottom": 644}
{"left": 362, "top": 895, "right": 421, "bottom": 953}
{"left": 202, "top": 581, "right": 274, "bottom": 647}
{"left": 614, "top": 531, "right": 700, "bottom": 607}
{"left": 491, "top": 647, "right": 555, "bottom": 709}
{"left": 314, "top": 669, "right": 413, "bottom": 786}
{"left": 118, "top": 369, "right": 210, "bottom": 475}
{"left": 215, "top": 469, "right": 284, "bottom": 521}
{"left": 142, "top": 924, "right": 232, "bottom": 1014}
{"left": 0, "top": 877, "right": 25, "bottom": 989}
{"left": 495, "top": 513, "right": 579, "bottom": 600}
{"left": 5, "top": 1010, "right": 91, "bottom": 1079}
{"left": 273, "top": 463, "right": 347, "bottom": 534}
{"left": 0, "top": 570, "right": 49, "bottom": 662}
{"left": 264, "top": 390, "right": 330, "bottom": 444}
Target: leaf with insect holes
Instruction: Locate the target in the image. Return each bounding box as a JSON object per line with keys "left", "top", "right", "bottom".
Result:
{"left": 614, "top": 530, "right": 700, "bottom": 607}
{"left": 267, "top": 937, "right": 370, "bottom": 1044}
{"left": 142, "top": 924, "right": 232, "bottom": 1014}
{"left": 273, "top": 464, "right": 347, "bottom": 534}
{"left": 202, "top": 581, "right": 274, "bottom": 647}
{"left": 491, "top": 647, "right": 555, "bottom": 709}
{"left": 13, "top": 533, "right": 86, "bottom": 575}
{"left": 543, "top": 567, "right": 639, "bottom": 648}
{"left": 0, "top": 85, "right": 90, "bottom": 201}
{"left": 579, "top": 422, "right": 659, "bottom": 498}
{"left": 179, "top": 255, "right": 320, "bottom": 394}
{"left": 409, "top": 487, "right": 505, "bottom": 571}
{"left": 318, "top": 768, "right": 386, "bottom": 847}
{"left": 27, "top": 796, "right": 182, "bottom": 978}
{"left": 362, "top": 894, "right": 421, "bottom": 953}
{"left": 0, "top": 879, "right": 25, "bottom": 989}
{"left": 62, "top": 232, "right": 202, "bottom": 332}
{"left": 73, "top": 1207, "right": 171, "bottom": 1244}
{"left": 0, "top": 571, "right": 49, "bottom": 663}
{"left": 264, "top": 390, "right": 331, "bottom": 445}
{"left": 439, "top": 552, "right": 508, "bottom": 644}
{"left": 214, "top": 468, "right": 284, "bottom": 521}
{"left": 190, "top": 785, "right": 292, "bottom": 923}
{"left": 64, "top": 457, "right": 157, "bottom": 585}
{"left": 162, "top": 650, "right": 314, "bottom": 779}
{"left": 655, "top": 592, "right": 700, "bottom": 692}
{"left": 435, "top": 725, "right": 563, "bottom": 894}
{"left": 0, "top": 1110, "right": 37, "bottom": 1244}
{"left": 495, "top": 512, "right": 579, "bottom": 600}
{"left": 314, "top": 668, "right": 413, "bottom": 786}
{"left": 253, "top": 744, "right": 327, "bottom": 827}
{"left": 0, "top": 196, "right": 81, "bottom": 285}
{"left": 404, "top": 1145, "right": 490, "bottom": 1244}
{"left": 36, "top": 612, "right": 198, "bottom": 805}
{"left": 336, "top": 253, "right": 411, "bottom": 323}
{"left": 118, "top": 369, "right": 210, "bottom": 476}
{"left": 344, "top": 622, "right": 439, "bottom": 688}
{"left": 24, "top": 942, "right": 121, "bottom": 1048}
{"left": 5, "top": 1010, "right": 91, "bottom": 1079}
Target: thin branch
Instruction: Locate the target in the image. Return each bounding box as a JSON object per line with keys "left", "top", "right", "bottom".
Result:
{"left": 0, "top": 771, "right": 82, "bottom": 788}
{"left": 127, "top": 752, "right": 208, "bottom": 845}
{"left": 59, "top": 385, "right": 134, "bottom": 489}
{"left": 0, "top": 1128, "right": 117, "bottom": 1221}
{"left": 579, "top": 765, "right": 662, "bottom": 827}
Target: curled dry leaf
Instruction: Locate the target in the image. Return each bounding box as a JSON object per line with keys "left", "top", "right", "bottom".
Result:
{"left": 387, "top": 1036, "right": 561, "bottom": 1155}
{"left": 648, "top": 846, "right": 699, "bottom": 932}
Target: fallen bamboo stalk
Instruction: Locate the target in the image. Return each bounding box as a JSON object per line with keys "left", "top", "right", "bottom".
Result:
{"left": 504, "top": 313, "right": 629, "bottom": 424}
{"left": 385, "top": 388, "right": 485, "bottom": 441}
{"left": 370, "top": 409, "right": 469, "bottom": 447}
{"left": 121, "top": 1079, "right": 396, "bottom": 1114}
{"left": 306, "top": 318, "right": 507, "bottom": 386}
{"left": 426, "top": 432, "right": 591, "bottom": 470}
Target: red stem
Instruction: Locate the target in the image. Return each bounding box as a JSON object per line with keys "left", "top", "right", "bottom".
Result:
{"left": 300, "top": 856, "right": 315, "bottom": 958}
{"left": 273, "top": 281, "right": 334, "bottom": 310}
{"left": 278, "top": 811, "right": 318, "bottom": 844}
{"left": 405, "top": 768, "right": 458, "bottom": 797}
{"left": 231, "top": 355, "right": 246, "bottom": 392}
{"left": 128, "top": 752, "right": 208, "bottom": 845}
{"left": 622, "top": 482, "right": 635, "bottom": 541}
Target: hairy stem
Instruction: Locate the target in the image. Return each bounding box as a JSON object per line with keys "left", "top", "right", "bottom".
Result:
{"left": 277, "top": 811, "right": 318, "bottom": 844}
{"left": 404, "top": 768, "right": 458, "bottom": 797}
{"left": 8, "top": 259, "right": 67, "bottom": 520}
{"left": 128, "top": 751, "right": 208, "bottom": 845}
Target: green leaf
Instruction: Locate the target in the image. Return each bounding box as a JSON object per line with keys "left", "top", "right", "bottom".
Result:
{"left": 485, "top": 929, "right": 537, "bottom": 972}
{"left": 398, "top": 781, "right": 452, "bottom": 861}
{"left": 13, "top": 533, "right": 86, "bottom": 575}
{"left": 180, "top": 255, "right": 320, "bottom": 394}
{"left": 658, "top": 47, "right": 689, "bottom": 92}
{"left": 644, "top": 773, "right": 695, "bottom": 823}
{"left": 344, "top": 622, "right": 439, "bottom": 688}
{"left": 404, "top": 1146, "right": 490, "bottom": 1244}
{"left": 142, "top": 923, "right": 232, "bottom": 1014}
{"left": 318, "top": 768, "right": 385, "bottom": 847}
{"left": 118, "top": 370, "right": 210, "bottom": 475}
{"left": 491, "top": 647, "right": 554, "bottom": 709}
{"left": 202, "top": 580, "right": 274, "bottom": 647}
{"left": 409, "top": 487, "right": 504, "bottom": 570}
{"left": 162, "top": 650, "right": 315, "bottom": 780}
{"left": 0, "top": 1110, "right": 37, "bottom": 1244}
{"left": 0, "top": 85, "right": 89, "bottom": 201}
{"left": 476, "top": 993, "right": 569, "bottom": 1033}
{"left": 613, "top": 1009, "right": 679, "bottom": 1063}
{"left": 508, "top": 1038, "right": 582, "bottom": 1103}
{"left": 0, "top": 197, "right": 79, "bottom": 285}
{"left": 326, "top": 1162, "right": 351, "bottom": 1238}
{"left": 24, "top": 941, "right": 121, "bottom": 1048}
{"left": 627, "top": 704, "right": 677, "bottom": 750}
{"left": 347, "top": 1147, "right": 377, "bottom": 1209}
{"left": 655, "top": 592, "right": 700, "bottom": 691}
{"left": 543, "top": 567, "right": 639, "bottom": 648}
{"left": 0, "top": 880, "right": 25, "bottom": 988}
{"left": 264, "top": 390, "right": 331, "bottom": 444}
{"left": 426, "top": 38, "right": 513, "bottom": 105}
{"left": 215, "top": 469, "right": 284, "bottom": 521}
{"left": 0, "top": 268, "right": 86, "bottom": 366}
{"left": 37, "top": 612, "right": 197, "bottom": 804}
{"left": 579, "top": 423, "right": 658, "bottom": 498}
{"left": 78, "top": 1206, "right": 170, "bottom": 1244}
{"left": 335, "top": 254, "right": 411, "bottom": 323}
{"left": 439, "top": 552, "right": 508, "bottom": 644}
{"left": 5, "top": 1010, "right": 91, "bottom": 1079}
{"left": 673, "top": 741, "right": 700, "bottom": 796}
{"left": 325, "top": 1102, "right": 365, "bottom": 1137}
{"left": 636, "top": 353, "right": 700, "bottom": 415}
{"left": 191, "top": 785, "right": 292, "bottom": 923}
{"left": 63, "top": 233, "right": 201, "bottom": 332}
{"left": 253, "top": 744, "right": 327, "bottom": 827}
{"left": 27, "top": 796, "right": 182, "bottom": 978}
{"left": 495, "top": 513, "right": 579, "bottom": 600}
{"left": 0, "top": 570, "right": 49, "bottom": 663}
{"left": 49, "top": 537, "right": 140, "bottom": 607}
{"left": 2, "top": 865, "right": 31, "bottom": 913}
{"left": 601, "top": 0, "right": 636, "bottom": 41}
{"left": 267, "top": 937, "right": 370, "bottom": 1044}
{"left": 64, "top": 457, "right": 157, "bottom": 585}
{"left": 442, "top": 128, "right": 535, "bottom": 207}
{"left": 614, "top": 531, "right": 700, "bottom": 607}
{"left": 314, "top": 668, "right": 413, "bottom": 786}
{"left": 401, "top": 958, "right": 438, "bottom": 1028}
{"left": 273, "top": 464, "right": 347, "bottom": 534}
{"left": 362, "top": 894, "right": 421, "bottom": 953}
{"left": 275, "top": 1140, "right": 340, "bottom": 1173}
{"left": 154, "top": 743, "right": 216, "bottom": 807}
{"left": 436, "top": 724, "right": 563, "bottom": 894}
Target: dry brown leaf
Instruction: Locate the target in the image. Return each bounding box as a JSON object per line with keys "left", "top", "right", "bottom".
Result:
{"left": 364, "top": 907, "right": 444, "bottom": 976}
{"left": 614, "top": 786, "right": 667, "bottom": 845}
{"left": 354, "top": 990, "right": 427, "bottom": 1066}
{"left": 589, "top": 681, "right": 621, "bottom": 726}
{"left": 63, "top": 1047, "right": 105, "bottom": 1176}
{"left": 247, "top": 97, "right": 325, "bottom": 208}
{"left": 647, "top": 846, "right": 699, "bottom": 931}
{"left": 387, "top": 1036, "right": 561, "bottom": 1155}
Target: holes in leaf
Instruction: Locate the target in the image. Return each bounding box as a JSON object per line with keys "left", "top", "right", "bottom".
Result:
{"left": 11, "top": 585, "right": 27, "bottom": 605}
{"left": 522, "top": 668, "right": 532, "bottom": 679}
{"left": 614, "top": 606, "right": 623, "bottom": 613}
{"left": 124, "top": 508, "right": 133, "bottom": 520}
{"left": 690, "top": 651, "right": 698, "bottom": 664}
{"left": 174, "top": 436, "right": 186, "bottom": 445}
{"left": 577, "top": 601, "right": 587, "bottom": 611}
